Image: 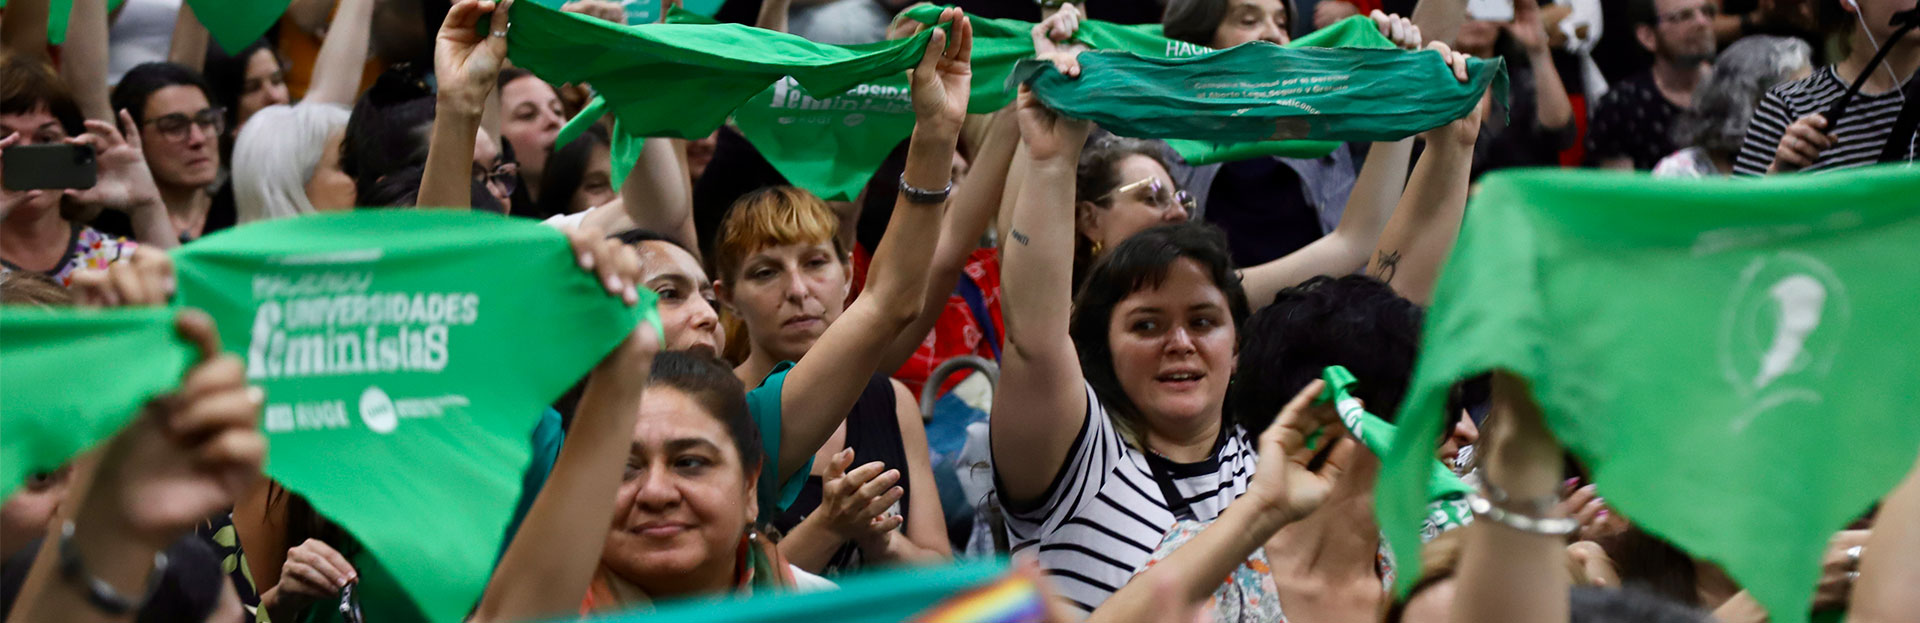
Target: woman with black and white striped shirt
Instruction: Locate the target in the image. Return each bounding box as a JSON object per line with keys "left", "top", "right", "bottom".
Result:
{"left": 1734, "top": 0, "right": 1920, "bottom": 175}
{"left": 991, "top": 21, "right": 1482, "bottom": 614}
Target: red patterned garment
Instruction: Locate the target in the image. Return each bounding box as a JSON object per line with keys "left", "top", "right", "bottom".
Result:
{"left": 849, "top": 245, "right": 1004, "bottom": 398}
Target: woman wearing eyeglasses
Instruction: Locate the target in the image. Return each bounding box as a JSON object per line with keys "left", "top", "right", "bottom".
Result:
{"left": 107, "top": 62, "right": 232, "bottom": 242}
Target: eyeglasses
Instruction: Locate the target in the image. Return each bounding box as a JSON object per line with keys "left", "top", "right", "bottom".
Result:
{"left": 143, "top": 107, "right": 226, "bottom": 142}
{"left": 1658, "top": 2, "right": 1718, "bottom": 24}
{"left": 1097, "top": 177, "right": 1195, "bottom": 215}
{"left": 473, "top": 161, "right": 519, "bottom": 195}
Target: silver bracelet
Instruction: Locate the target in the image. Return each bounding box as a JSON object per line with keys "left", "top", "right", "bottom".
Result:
{"left": 57, "top": 520, "right": 168, "bottom": 615}
{"left": 1468, "top": 494, "right": 1578, "bottom": 536}
{"left": 1482, "top": 478, "right": 1559, "bottom": 516}
{"left": 897, "top": 174, "right": 953, "bottom": 204}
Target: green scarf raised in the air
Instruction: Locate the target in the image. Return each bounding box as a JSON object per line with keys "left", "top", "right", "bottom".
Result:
{"left": 4, "top": 0, "right": 289, "bottom": 53}
{"left": 1011, "top": 42, "right": 1505, "bottom": 144}
{"left": 172, "top": 210, "right": 655, "bottom": 623}
{"left": 1379, "top": 166, "right": 1920, "bottom": 623}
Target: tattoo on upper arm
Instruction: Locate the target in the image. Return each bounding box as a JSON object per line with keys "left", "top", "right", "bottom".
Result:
{"left": 1009, "top": 229, "right": 1031, "bottom": 246}
{"left": 1372, "top": 249, "right": 1401, "bottom": 283}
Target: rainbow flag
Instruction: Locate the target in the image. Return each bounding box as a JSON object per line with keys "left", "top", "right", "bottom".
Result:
{"left": 572, "top": 558, "right": 1045, "bottom": 623}
{"left": 908, "top": 569, "right": 1050, "bottom": 623}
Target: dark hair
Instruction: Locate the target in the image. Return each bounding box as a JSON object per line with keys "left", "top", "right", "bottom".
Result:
{"left": 614, "top": 227, "right": 696, "bottom": 255}
{"left": 1598, "top": 526, "right": 1702, "bottom": 607}
{"left": 202, "top": 41, "right": 281, "bottom": 129}
{"left": 856, "top": 139, "right": 913, "bottom": 255}
{"left": 111, "top": 62, "right": 214, "bottom": 132}
{"left": 498, "top": 67, "right": 535, "bottom": 93}
{"left": 1069, "top": 222, "right": 1250, "bottom": 447}
{"left": 2, "top": 534, "right": 226, "bottom": 623}
{"left": 648, "top": 352, "right": 763, "bottom": 473}
{"left": 1816, "top": 0, "right": 1864, "bottom": 38}
{"left": 1570, "top": 585, "right": 1713, "bottom": 623}
{"left": 1073, "top": 136, "right": 1179, "bottom": 284}
{"left": 1162, "top": 0, "right": 1293, "bottom": 47}
{"left": 1230, "top": 275, "right": 1423, "bottom": 434}
{"left": 534, "top": 125, "right": 610, "bottom": 221}
{"left": 359, "top": 163, "right": 506, "bottom": 213}
{"left": 0, "top": 53, "right": 86, "bottom": 138}
{"left": 1628, "top": 0, "right": 1659, "bottom": 26}
{"left": 341, "top": 79, "right": 436, "bottom": 206}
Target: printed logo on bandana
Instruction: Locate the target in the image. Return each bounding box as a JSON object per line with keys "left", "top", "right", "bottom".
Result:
{"left": 768, "top": 77, "right": 911, "bottom": 125}
{"left": 244, "top": 265, "right": 482, "bottom": 434}
{"left": 1719, "top": 252, "right": 1852, "bottom": 432}
{"left": 360, "top": 387, "right": 399, "bottom": 433}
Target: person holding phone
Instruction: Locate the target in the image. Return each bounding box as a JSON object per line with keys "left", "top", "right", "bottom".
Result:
{"left": 1, "top": 54, "right": 177, "bottom": 288}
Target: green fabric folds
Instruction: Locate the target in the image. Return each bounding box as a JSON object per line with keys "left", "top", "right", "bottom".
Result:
{"left": 508, "top": 0, "right": 935, "bottom": 141}
{"left": 1012, "top": 44, "right": 1506, "bottom": 143}
{"left": 172, "top": 210, "right": 653, "bottom": 622}
{"left": 19, "top": 0, "right": 286, "bottom": 52}
{"left": 0, "top": 308, "right": 194, "bottom": 500}
{"left": 1378, "top": 167, "right": 1920, "bottom": 623}
{"left": 1319, "top": 366, "right": 1473, "bottom": 539}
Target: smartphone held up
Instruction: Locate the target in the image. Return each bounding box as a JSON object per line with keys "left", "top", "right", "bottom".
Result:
{"left": 2, "top": 143, "right": 98, "bottom": 191}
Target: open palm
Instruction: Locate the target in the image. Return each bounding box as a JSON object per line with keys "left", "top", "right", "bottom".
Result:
{"left": 909, "top": 8, "right": 973, "bottom": 133}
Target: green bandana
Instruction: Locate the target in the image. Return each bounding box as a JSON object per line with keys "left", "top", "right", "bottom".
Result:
{"left": 4, "top": 0, "right": 128, "bottom": 45}
{"left": 185, "top": 0, "right": 292, "bottom": 54}
{"left": 508, "top": 0, "right": 936, "bottom": 141}
{"left": 900, "top": 6, "right": 1397, "bottom": 163}
{"left": 171, "top": 210, "right": 655, "bottom": 623}
{"left": 0, "top": 308, "right": 194, "bottom": 500}
{"left": 1012, "top": 44, "right": 1506, "bottom": 143}
{"left": 1318, "top": 366, "right": 1472, "bottom": 540}
{"left": 1377, "top": 167, "right": 1920, "bottom": 623}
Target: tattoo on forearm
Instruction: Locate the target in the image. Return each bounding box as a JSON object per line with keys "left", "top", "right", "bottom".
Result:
{"left": 1371, "top": 249, "right": 1401, "bottom": 283}
{"left": 1009, "top": 229, "right": 1031, "bottom": 246}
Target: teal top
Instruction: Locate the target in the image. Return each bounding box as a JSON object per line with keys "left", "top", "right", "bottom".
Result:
{"left": 747, "top": 361, "right": 815, "bottom": 524}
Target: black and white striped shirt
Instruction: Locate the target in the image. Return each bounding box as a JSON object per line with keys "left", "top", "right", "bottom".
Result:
{"left": 1734, "top": 66, "right": 1918, "bottom": 176}
{"left": 999, "top": 384, "right": 1256, "bottom": 615}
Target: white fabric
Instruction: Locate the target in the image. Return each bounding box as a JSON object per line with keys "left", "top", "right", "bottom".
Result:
{"left": 106, "top": 0, "right": 183, "bottom": 85}
{"left": 231, "top": 102, "right": 350, "bottom": 224}
{"left": 999, "top": 384, "right": 1255, "bottom": 615}
{"left": 542, "top": 210, "right": 589, "bottom": 231}
{"left": 789, "top": 565, "right": 838, "bottom": 592}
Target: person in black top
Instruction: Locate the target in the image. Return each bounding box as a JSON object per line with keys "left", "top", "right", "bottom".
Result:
{"left": 1585, "top": 0, "right": 1718, "bottom": 170}
{"left": 1458, "top": 0, "right": 1576, "bottom": 180}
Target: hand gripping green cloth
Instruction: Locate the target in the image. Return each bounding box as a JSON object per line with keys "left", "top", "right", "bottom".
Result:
{"left": 0, "top": 308, "right": 194, "bottom": 500}
{"left": 1318, "top": 366, "right": 1473, "bottom": 540}
{"left": 12, "top": 0, "right": 290, "bottom": 52}
{"left": 1011, "top": 44, "right": 1506, "bottom": 144}
{"left": 901, "top": 5, "right": 1401, "bottom": 164}
{"left": 171, "top": 210, "right": 656, "bottom": 623}
{"left": 1377, "top": 166, "right": 1920, "bottom": 623}
{"left": 508, "top": 0, "right": 936, "bottom": 142}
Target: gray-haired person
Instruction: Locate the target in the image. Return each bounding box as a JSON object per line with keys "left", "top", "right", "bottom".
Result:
{"left": 1655, "top": 36, "right": 1813, "bottom": 178}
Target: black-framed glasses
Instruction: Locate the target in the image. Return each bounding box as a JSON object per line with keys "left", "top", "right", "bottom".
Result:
{"left": 143, "top": 107, "right": 226, "bottom": 142}
{"left": 474, "top": 161, "right": 520, "bottom": 195}
{"left": 1658, "top": 2, "right": 1718, "bottom": 24}
{"left": 1097, "top": 177, "right": 1195, "bottom": 215}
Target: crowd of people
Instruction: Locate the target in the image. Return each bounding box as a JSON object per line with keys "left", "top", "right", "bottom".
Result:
{"left": 0, "top": 0, "right": 1917, "bottom": 622}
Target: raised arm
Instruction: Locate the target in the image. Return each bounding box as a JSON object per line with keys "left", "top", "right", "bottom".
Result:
{"left": 1849, "top": 448, "right": 1920, "bottom": 623}
{"left": 619, "top": 137, "right": 696, "bottom": 250}
{"left": 418, "top": 0, "right": 510, "bottom": 209}
{"left": 756, "top": 0, "right": 792, "bottom": 32}
{"left": 1238, "top": 24, "right": 1466, "bottom": 308}
{"left": 62, "top": 0, "right": 112, "bottom": 121}
{"left": 989, "top": 86, "right": 1093, "bottom": 506}
{"left": 1507, "top": 0, "right": 1571, "bottom": 132}
{"left": 1369, "top": 45, "right": 1485, "bottom": 305}
{"left": 166, "top": 3, "right": 210, "bottom": 70}
{"left": 876, "top": 106, "right": 1019, "bottom": 374}
{"left": 2, "top": 0, "right": 51, "bottom": 58}
{"left": 1090, "top": 382, "right": 1342, "bottom": 623}
{"left": 1238, "top": 139, "right": 1410, "bottom": 308}
{"left": 771, "top": 10, "right": 971, "bottom": 486}
{"left": 472, "top": 230, "right": 657, "bottom": 623}
{"left": 303, "top": 0, "right": 376, "bottom": 107}
{"left": 1451, "top": 372, "right": 1570, "bottom": 623}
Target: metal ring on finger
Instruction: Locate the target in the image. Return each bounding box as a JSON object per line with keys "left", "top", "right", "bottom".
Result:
{"left": 1846, "top": 545, "right": 1863, "bottom": 566}
{"left": 1847, "top": 570, "right": 1861, "bottom": 582}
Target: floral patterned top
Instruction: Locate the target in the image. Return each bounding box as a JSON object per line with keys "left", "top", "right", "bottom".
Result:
{"left": 0, "top": 225, "right": 137, "bottom": 287}
{"left": 1135, "top": 519, "right": 1395, "bottom": 623}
